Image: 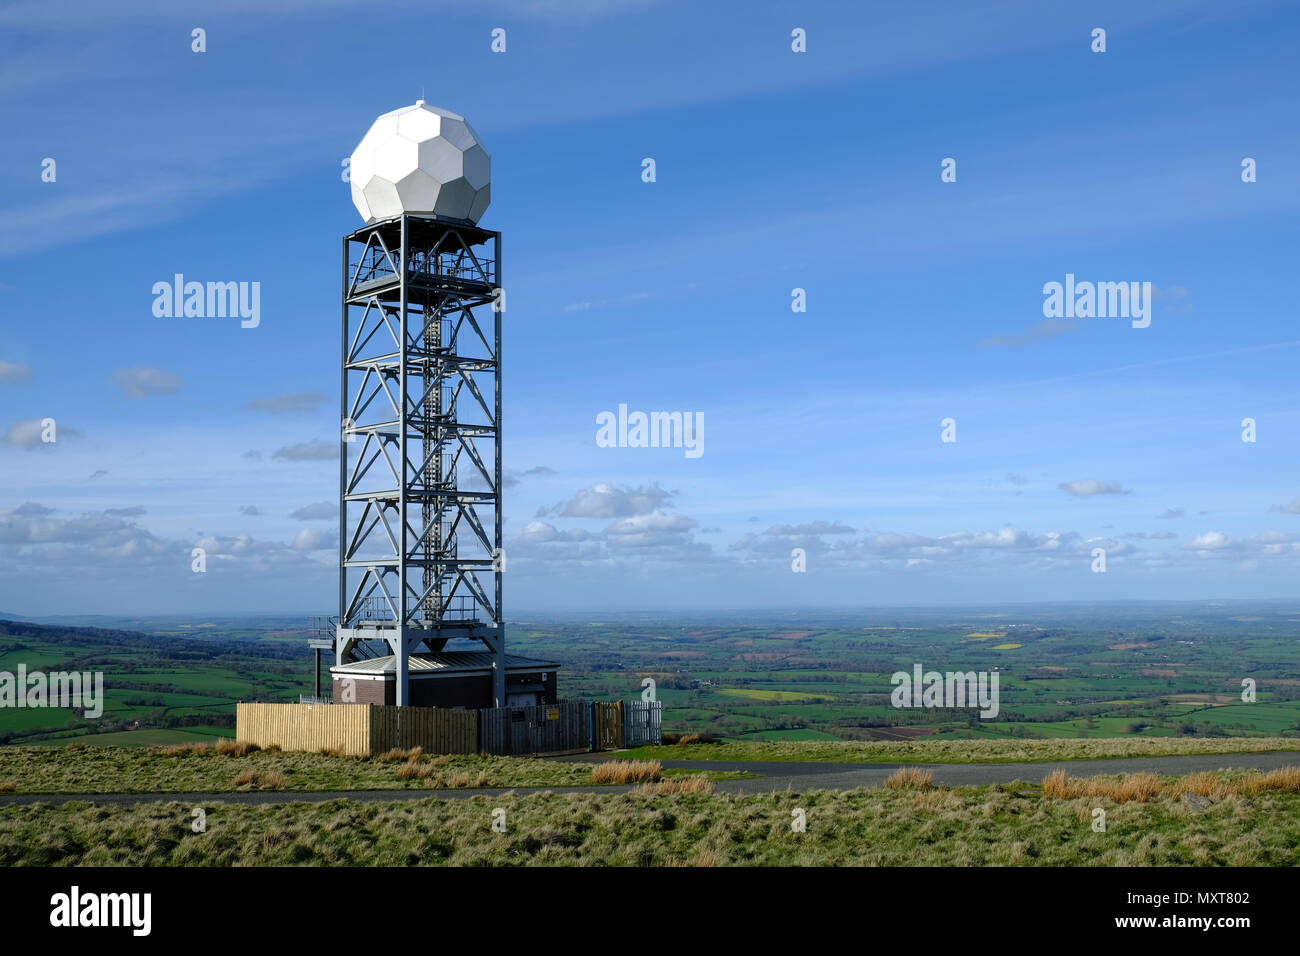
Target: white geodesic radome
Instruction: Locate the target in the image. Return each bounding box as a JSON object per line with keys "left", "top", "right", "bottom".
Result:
{"left": 349, "top": 101, "right": 490, "bottom": 224}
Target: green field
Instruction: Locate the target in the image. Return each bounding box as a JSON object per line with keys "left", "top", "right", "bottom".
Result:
{"left": 0, "top": 619, "right": 310, "bottom": 745}
{"left": 515, "top": 604, "right": 1300, "bottom": 743}
{"left": 4, "top": 603, "right": 1300, "bottom": 748}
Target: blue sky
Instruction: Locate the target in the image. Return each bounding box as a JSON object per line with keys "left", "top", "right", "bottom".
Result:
{"left": 2, "top": 0, "right": 1299, "bottom": 615}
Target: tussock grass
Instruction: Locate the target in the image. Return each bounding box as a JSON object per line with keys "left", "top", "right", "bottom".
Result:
{"left": 1041, "top": 769, "right": 1073, "bottom": 799}
{"left": 161, "top": 742, "right": 211, "bottom": 757}
{"left": 0, "top": 782, "right": 14, "bottom": 793}
{"left": 231, "top": 770, "right": 285, "bottom": 790}
{"left": 661, "top": 732, "right": 718, "bottom": 746}
{"left": 591, "top": 760, "right": 662, "bottom": 784}
{"left": 6, "top": 777, "right": 1300, "bottom": 866}
{"left": 380, "top": 747, "right": 424, "bottom": 763}
{"left": 1167, "top": 771, "right": 1220, "bottom": 798}
{"left": 214, "top": 739, "right": 259, "bottom": 757}
{"left": 911, "top": 789, "right": 959, "bottom": 810}
{"left": 1041, "top": 770, "right": 1161, "bottom": 802}
{"left": 317, "top": 746, "right": 355, "bottom": 758}
{"left": 396, "top": 758, "right": 433, "bottom": 780}
{"left": 447, "top": 771, "right": 490, "bottom": 788}
{"left": 1239, "top": 765, "right": 1300, "bottom": 796}
{"left": 1042, "top": 766, "right": 1300, "bottom": 803}
{"left": 395, "top": 752, "right": 470, "bottom": 783}
{"left": 0, "top": 745, "right": 593, "bottom": 794}
{"left": 636, "top": 776, "right": 715, "bottom": 795}
{"left": 884, "top": 767, "right": 933, "bottom": 790}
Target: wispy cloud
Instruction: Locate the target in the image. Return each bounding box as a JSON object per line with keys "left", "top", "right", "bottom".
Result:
{"left": 271, "top": 440, "right": 336, "bottom": 462}
{"left": 538, "top": 482, "right": 673, "bottom": 518}
{"left": 1059, "top": 480, "right": 1131, "bottom": 497}
{"left": 0, "top": 360, "right": 32, "bottom": 383}
{"left": 113, "top": 366, "right": 180, "bottom": 399}
{"left": 243, "top": 392, "right": 329, "bottom": 414}
{"left": 3, "top": 419, "right": 83, "bottom": 448}
{"left": 975, "top": 319, "right": 1075, "bottom": 349}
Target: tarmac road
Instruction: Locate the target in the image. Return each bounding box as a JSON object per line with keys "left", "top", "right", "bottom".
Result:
{"left": 0, "top": 750, "right": 1295, "bottom": 807}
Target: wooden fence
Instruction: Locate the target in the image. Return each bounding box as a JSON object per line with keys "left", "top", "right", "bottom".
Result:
{"left": 237, "top": 698, "right": 660, "bottom": 757}
{"left": 237, "top": 703, "right": 477, "bottom": 757}
{"left": 370, "top": 705, "right": 478, "bottom": 755}
{"left": 237, "top": 702, "right": 370, "bottom": 756}
{"left": 593, "top": 701, "right": 622, "bottom": 751}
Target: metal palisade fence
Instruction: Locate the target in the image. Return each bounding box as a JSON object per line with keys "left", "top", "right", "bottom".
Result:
{"left": 479, "top": 700, "right": 588, "bottom": 757}
{"left": 622, "top": 699, "right": 662, "bottom": 748}
{"left": 477, "top": 699, "right": 662, "bottom": 756}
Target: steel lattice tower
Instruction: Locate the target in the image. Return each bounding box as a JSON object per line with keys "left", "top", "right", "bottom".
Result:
{"left": 334, "top": 215, "right": 503, "bottom": 706}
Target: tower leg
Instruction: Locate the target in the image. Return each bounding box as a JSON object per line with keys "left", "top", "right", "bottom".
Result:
{"left": 395, "top": 638, "right": 409, "bottom": 706}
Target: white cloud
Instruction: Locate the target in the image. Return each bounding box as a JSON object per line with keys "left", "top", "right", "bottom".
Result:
{"left": 1059, "top": 479, "right": 1130, "bottom": 497}
{"left": 605, "top": 512, "right": 697, "bottom": 536}
{"left": 113, "top": 366, "right": 180, "bottom": 398}
{"left": 272, "top": 440, "right": 336, "bottom": 462}
{"left": 0, "top": 360, "right": 32, "bottom": 383}
{"left": 104, "top": 506, "right": 146, "bottom": 517}
{"left": 243, "top": 392, "right": 329, "bottom": 414}
{"left": 1190, "top": 531, "right": 1230, "bottom": 550}
{"left": 291, "top": 527, "right": 335, "bottom": 551}
{"left": 3, "top": 418, "right": 83, "bottom": 448}
{"left": 541, "top": 482, "right": 673, "bottom": 518}
{"left": 290, "top": 502, "right": 336, "bottom": 520}
{"left": 522, "top": 520, "right": 559, "bottom": 543}
{"left": 975, "top": 318, "right": 1075, "bottom": 349}
{"left": 763, "top": 521, "right": 855, "bottom": 536}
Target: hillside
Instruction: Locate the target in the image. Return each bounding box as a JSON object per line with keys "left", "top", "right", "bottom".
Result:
{"left": 0, "top": 619, "right": 310, "bottom": 745}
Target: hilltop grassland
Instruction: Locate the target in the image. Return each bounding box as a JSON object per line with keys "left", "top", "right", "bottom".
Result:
{"left": 0, "top": 742, "right": 597, "bottom": 794}
{"left": 618, "top": 735, "right": 1300, "bottom": 764}
{"left": 2, "top": 767, "right": 1298, "bottom": 866}
{"left": 0, "top": 743, "right": 737, "bottom": 794}
{"left": 3, "top": 738, "right": 1299, "bottom": 795}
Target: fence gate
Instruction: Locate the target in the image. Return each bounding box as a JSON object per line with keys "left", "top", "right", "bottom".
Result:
{"left": 594, "top": 701, "right": 622, "bottom": 751}
{"left": 622, "top": 699, "right": 662, "bottom": 747}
